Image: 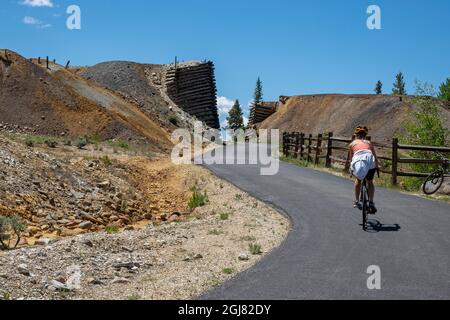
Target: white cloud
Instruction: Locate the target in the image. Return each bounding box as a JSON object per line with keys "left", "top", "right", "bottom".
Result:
{"left": 217, "top": 96, "right": 235, "bottom": 114}
{"left": 23, "top": 16, "right": 40, "bottom": 24}
{"left": 20, "top": 0, "right": 54, "bottom": 7}
{"left": 23, "top": 16, "right": 51, "bottom": 28}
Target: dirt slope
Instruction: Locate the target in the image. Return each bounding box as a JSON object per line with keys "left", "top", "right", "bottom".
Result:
{"left": 0, "top": 50, "right": 171, "bottom": 152}
{"left": 76, "top": 61, "right": 199, "bottom": 130}
{"left": 261, "top": 94, "right": 450, "bottom": 141}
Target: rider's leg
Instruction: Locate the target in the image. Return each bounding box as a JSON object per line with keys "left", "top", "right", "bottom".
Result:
{"left": 355, "top": 179, "right": 362, "bottom": 202}
{"left": 368, "top": 180, "right": 375, "bottom": 202}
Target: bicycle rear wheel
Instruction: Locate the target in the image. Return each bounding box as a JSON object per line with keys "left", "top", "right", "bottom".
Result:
{"left": 423, "top": 171, "right": 444, "bottom": 195}
{"left": 361, "top": 183, "right": 369, "bottom": 230}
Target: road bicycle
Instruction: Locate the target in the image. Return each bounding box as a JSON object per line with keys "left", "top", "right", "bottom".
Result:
{"left": 359, "top": 177, "right": 371, "bottom": 231}
{"left": 352, "top": 170, "right": 378, "bottom": 231}
{"left": 422, "top": 153, "right": 449, "bottom": 195}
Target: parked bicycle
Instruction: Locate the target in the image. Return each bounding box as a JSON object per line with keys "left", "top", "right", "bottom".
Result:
{"left": 422, "top": 152, "right": 449, "bottom": 195}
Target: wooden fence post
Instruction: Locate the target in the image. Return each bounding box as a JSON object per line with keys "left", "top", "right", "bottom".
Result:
{"left": 46, "top": 56, "right": 49, "bottom": 69}
{"left": 299, "top": 133, "right": 305, "bottom": 159}
{"left": 326, "top": 132, "right": 333, "bottom": 168}
{"left": 65, "top": 60, "right": 71, "bottom": 69}
{"left": 38, "top": 57, "right": 41, "bottom": 64}
{"left": 392, "top": 138, "right": 399, "bottom": 185}
{"left": 307, "top": 134, "right": 313, "bottom": 162}
{"left": 294, "top": 132, "right": 300, "bottom": 159}
{"left": 315, "top": 134, "right": 323, "bottom": 165}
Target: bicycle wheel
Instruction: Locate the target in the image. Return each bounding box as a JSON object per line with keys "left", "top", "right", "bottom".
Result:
{"left": 361, "top": 184, "right": 369, "bottom": 230}
{"left": 423, "top": 171, "right": 444, "bottom": 195}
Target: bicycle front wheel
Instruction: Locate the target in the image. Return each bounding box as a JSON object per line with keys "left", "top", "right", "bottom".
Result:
{"left": 423, "top": 171, "right": 444, "bottom": 195}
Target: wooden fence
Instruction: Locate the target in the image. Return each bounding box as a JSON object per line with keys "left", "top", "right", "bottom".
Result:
{"left": 282, "top": 132, "right": 450, "bottom": 185}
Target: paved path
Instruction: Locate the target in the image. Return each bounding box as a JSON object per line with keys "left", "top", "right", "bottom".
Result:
{"left": 200, "top": 146, "right": 450, "bottom": 300}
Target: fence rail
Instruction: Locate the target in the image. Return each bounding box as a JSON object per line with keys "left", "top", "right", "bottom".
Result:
{"left": 282, "top": 132, "right": 450, "bottom": 185}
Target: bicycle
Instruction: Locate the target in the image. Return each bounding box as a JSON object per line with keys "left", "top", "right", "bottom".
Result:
{"left": 422, "top": 152, "right": 449, "bottom": 195}
{"left": 359, "top": 177, "right": 371, "bottom": 231}
{"left": 352, "top": 169, "right": 379, "bottom": 231}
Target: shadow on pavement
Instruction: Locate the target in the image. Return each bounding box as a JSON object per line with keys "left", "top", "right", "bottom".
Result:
{"left": 363, "top": 219, "right": 401, "bottom": 233}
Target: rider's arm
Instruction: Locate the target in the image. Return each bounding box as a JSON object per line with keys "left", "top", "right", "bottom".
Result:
{"left": 370, "top": 142, "right": 380, "bottom": 169}
{"left": 344, "top": 144, "right": 353, "bottom": 172}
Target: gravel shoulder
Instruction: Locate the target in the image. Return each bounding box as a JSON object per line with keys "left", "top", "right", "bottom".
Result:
{"left": 0, "top": 163, "right": 290, "bottom": 300}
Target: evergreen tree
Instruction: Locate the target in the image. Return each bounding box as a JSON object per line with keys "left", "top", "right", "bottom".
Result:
{"left": 226, "top": 100, "right": 244, "bottom": 130}
{"left": 392, "top": 72, "right": 406, "bottom": 95}
{"left": 438, "top": 78, "right": 450, "bottom": 102}
{"left": 253, "top": 77, "right": 263, "bottom": 105}
{"left": 375, "top": 80, "right": 383, "bottom": 94}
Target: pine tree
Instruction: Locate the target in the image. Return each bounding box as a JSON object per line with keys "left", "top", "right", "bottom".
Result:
{"left": 392, "top": 72, "right": 406, "bottom": 95}
{"left": 253, "top": 77, "right": 263, "bottom": 105}
{"left": 375, "top": 81, "right": 383, "bottom": 94}
{"left": 226, "top": 100, "right": 244, "bottom": 130}
{"left": 438, "top": 78, "right": 450, "bottom": 102}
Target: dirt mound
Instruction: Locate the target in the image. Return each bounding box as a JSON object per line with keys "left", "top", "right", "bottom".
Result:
{"left": 77, "top": 61, "right": 199, "bottom": 130}
{"left": 0, "top": 133, "right": 190, "bottom": 246}
{"left": 260, "top": 94, "right": 450, "bottom": 142}
{"left": 0, "top": 50, "right": 171, "bottom": 152}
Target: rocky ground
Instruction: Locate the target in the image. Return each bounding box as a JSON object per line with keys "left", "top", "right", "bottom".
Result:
{"left": 0, "top": 132, "right": 290, "bottom": 300}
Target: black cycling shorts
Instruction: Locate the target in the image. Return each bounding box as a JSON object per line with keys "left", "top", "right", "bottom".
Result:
{"left": 366, "top": 169, "right": 377, "bottom": 181}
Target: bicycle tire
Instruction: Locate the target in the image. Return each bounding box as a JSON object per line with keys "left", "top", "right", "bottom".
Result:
{"left": 361, "top": 182, "right": 369, "bottom": 230}
{"left": 423, "top": 171, "right": 444, "bottom": 195}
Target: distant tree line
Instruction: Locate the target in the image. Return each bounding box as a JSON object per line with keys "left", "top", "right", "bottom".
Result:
{"left": 374, "top": 73, "right": 450, "bottom": 102}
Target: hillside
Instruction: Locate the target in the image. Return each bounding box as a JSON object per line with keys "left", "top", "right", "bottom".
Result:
{"left": 75, "top": 61, "right": 199, "bottom": 130}
{"left": 260, "top": 94, "right": 450, "bottom": 142}
{"left": 0, "top": 50, "right": 172, "bottom": 152}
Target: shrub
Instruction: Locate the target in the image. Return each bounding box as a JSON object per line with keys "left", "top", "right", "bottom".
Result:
{"left": 87, "top": 133, "right": 102, "bottom": 144}
{"left": 399, "top": 81, "right": 449, "bottom": 189}
{"left": 0, "top": 215, "right": 26, "bottom": 250}
{"left": 249, "top": 243, "right": 262, "bottom": 255}
{"left": 438, "top": 78, "right": 450, "bottom": 102}
{"left": 188, "top": 188, "right": 208, "bottom": 210}
{"left": 76, "top": 136, "right": 88, "bottom": 149}
{"left": 44, "top": 139, "right": 58, "bottom": 148}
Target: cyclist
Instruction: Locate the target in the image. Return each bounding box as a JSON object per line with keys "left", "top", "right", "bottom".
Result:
{"left": 345, "top": 126, "right": 379, "bottom": 214}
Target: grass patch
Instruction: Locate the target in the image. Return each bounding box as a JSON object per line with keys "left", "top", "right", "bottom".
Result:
{"left": 220, "top": 212, "right": 230, "bottom": 221}
{"left": 108, "top": 139, "right": 130, "bottom": 150}
{"left": 99, "top": 155, "right": 113, "bottom": 167}
{"left": 235, "top": 194, "right": 243, "bottom": 201}
{"left": 105, "top": 225, "right": 119, "bottom": 234}
{"left": 280, "top": 155, "right": 314, "bottom": 168}
{"left": 223, "top": 268, "right": 234, "bottom": 275}
{"left": 21, "top": 134, "right": 61, "bottom": 148}
{"left": 127, "top": 294, "right": 142, "bottom": 300}
{"left": 188, "top": 188, "right": 209, "bottom": 210}
{"left": 249, "top": 243, "right": 262, "bottom": 255}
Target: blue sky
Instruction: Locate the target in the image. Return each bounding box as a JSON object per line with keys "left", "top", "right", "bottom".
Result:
{"left": 2, "top": 0, "right": 450, "bottom": 127}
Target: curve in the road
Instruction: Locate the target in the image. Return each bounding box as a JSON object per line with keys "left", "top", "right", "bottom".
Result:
{"left": 200, "top": 153, "right": 450, "bottom": 300}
